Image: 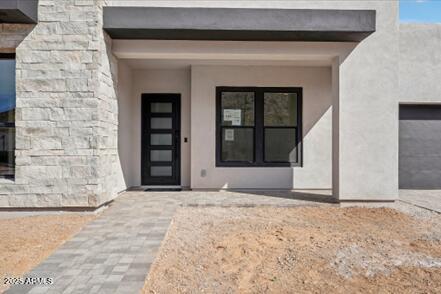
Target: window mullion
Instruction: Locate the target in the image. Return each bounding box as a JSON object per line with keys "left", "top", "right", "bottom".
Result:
{"left": 255, "top": 89, "right": 264, "bottom": 165}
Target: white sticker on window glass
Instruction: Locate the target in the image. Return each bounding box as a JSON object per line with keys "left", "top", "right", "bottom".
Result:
{"left": 223, "top": 109, "right": 241, "bottom": 126}
{"left": 225, "top": 129, "right": 235, "bottom": 141}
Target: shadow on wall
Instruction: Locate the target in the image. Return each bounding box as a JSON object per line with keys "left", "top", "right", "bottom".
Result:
{"left": 301, "top": 42, "right": 355, "bottom": 140}
{"left": 113, "top": 44, "right": 134, "bottom": 190}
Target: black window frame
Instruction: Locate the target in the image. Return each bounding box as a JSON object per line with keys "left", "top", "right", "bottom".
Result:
{"left": 0, "top": 53, "right": 16, "bottom": 179}
{"left": 216, "top": 86, "right": 302, "bottom": 168}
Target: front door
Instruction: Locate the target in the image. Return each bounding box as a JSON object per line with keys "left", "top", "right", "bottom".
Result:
{"left": 142, "top": 94, "right": 181, "bottom": 186}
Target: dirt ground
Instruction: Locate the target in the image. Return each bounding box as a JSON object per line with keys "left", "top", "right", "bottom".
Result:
{"left": 143, "top": 206, "right": 441, "bottom": 294}
{"left": 0, "top": 214, "right": 95, "bottom": 293}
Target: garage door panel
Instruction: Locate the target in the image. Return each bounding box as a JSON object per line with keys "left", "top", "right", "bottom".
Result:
{"left": 399, "top": 170, "right": 441, "bottom": 189}
{"left": 399, "top": 155, "right": 441, "bottom": 171}
{"left": 399, "top": 105, "right": 441, "bottom": 189}
{"left": 399, "top": 137, "right": 441, "bottom": 156}
{"left": 400, "top": 121, "right": 441, "bottom": 140}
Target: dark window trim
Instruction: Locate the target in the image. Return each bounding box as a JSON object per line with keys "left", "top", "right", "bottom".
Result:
{"left": 216, "top": 86, "right": 303, "bottom": 168}
{"left": 0, "top": 53, "right": 16, "bottom": 180}
{"left": 0, "top": 53, "right": 16, "bottom": 59}
{"left": 0, "top": 122, "right": 15, "bottom": 127}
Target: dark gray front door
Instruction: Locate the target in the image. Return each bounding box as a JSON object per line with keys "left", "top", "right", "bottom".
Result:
{"left": 141, "top": 94, "right": 181, "bottom": 186}
{"left": 399, "top": 105, "right": 441, "bottom": 189}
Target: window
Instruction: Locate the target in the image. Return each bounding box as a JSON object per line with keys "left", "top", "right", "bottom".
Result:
{"left": 220, "top": 91, "right": 255, "bottom": 162}
{"left": 0, "top": 53, "right": 16, "bottom": 178}
{"left": 216, "top": 87, "right": 302, "bottom": 167}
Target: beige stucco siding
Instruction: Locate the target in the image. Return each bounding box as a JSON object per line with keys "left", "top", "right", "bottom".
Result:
{"left": 109, "top": 0, "right": 400, "bottom": 201}
{"left": 191, "top": 65, "right": 332, "bottom": 189}
{"left": 117, "top": 61, "right": 135, "bottom": 188}
{"left": 332, "top": 1, "right": 399, "bottom": 201}
{"left": 399, "top": 24, "right": 441, "bottom": 104}
{"left": 7, "top": 0, "right": 441, "bottom": 206}
{"left": 122, "top": 68, "right": 192, "bottom": 187}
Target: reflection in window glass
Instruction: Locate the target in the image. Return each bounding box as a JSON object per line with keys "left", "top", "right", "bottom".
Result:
{"left": 221, "top": 92, "right": 254, "bottom": 126}
{"left": 0, "top": 56, "right": 15, "bottom": 178}
{"left": 264, "top": 93, "right": 297, "bottom": 126}
{"left": 0, "top": 128, "right": 15, "bottom": 177}
{"left": 265, "top": 128, "right": 297, "bottom": 162}
{"left": 0, "top": 59, "right": 15, "bottom": 123}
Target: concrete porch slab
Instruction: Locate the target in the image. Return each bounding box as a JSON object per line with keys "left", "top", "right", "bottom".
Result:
{"left": 400, "top": 190, "right": 441, "bottom": 213}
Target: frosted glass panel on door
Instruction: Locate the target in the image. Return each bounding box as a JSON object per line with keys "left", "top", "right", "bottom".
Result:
{"left": 151, "top": 102, "right": 172, "bottom": 113}
{"left": 151, "top": 117, "right": 172, "bottom": 129}
{"left": 150, "top": 134, "right": 172, "bottom": 145}
{"left": 151, "top": 166, "right": 172, "bottom": 176}
{"left": 150, "top": 150, "right": 172, "bottom": 162}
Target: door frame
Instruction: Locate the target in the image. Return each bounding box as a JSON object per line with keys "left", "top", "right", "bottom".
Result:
{"left": 141, "top": 93, "right": 181, "bottom": 186}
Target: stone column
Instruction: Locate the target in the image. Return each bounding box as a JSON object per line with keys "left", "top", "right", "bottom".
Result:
{"left": 0, "top": 0, "right": 124, "bottom": 207}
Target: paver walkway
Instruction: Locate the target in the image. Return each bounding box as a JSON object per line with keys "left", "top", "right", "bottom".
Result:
{"left": 6, "top": 190, "right": 334, "bottom": 294}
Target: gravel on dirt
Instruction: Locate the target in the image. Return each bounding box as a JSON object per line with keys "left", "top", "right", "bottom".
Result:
{"left": 143, "top": 206, "right": 441, "bottom": 294}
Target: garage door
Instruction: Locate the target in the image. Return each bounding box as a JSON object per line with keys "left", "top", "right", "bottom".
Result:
{"left": 399, "top": 105, "right": 441, "bottom": 189}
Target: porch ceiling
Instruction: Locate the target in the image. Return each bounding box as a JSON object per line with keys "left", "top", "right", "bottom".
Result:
{"left": 103, "top": 7, "right": 376, "bottom": 42}
{"left": 112, "top": 40, "right": 356, "bottom": 63}
{"left": 123, "top": 58, "right": 333, "bottom": 70}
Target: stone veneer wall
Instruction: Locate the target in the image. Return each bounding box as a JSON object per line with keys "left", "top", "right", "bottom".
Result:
{"left": 0, "top": 0, "right": 124, "bottom": 207}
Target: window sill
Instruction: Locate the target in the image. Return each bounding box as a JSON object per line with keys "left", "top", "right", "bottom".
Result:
{"left": 216, "top": 163, "right": 301, "bottom": 168}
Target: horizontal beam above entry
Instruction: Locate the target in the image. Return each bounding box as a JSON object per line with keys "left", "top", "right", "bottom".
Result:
{"left": 0, "top": 0, "right": 38, "bottom": 24}
{"left": 103, "top": 7, "right": 376, "bottom": 42}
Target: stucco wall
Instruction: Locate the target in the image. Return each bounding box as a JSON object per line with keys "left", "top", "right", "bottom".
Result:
{"left": 399, "top": 24, "right": 441, "bottom": 104}
{"left": 191, "top": 65, "right": 332, "bottom": 189}
{"left": 332, "top": 1, "right": 399, "bottom": 201}
{"left": 117, "top": 61, "right": 135, "bottom": 188}
{"left": 0, "top": 0, "right": 415, "bottom": 205}
{"left": 124, "top": 68, "right": 192, "bottom": 187}
{"left": 108, "top": 0, "right": 400, "bottom": 201}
